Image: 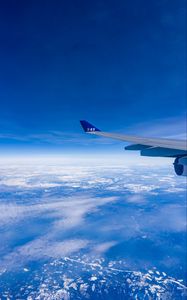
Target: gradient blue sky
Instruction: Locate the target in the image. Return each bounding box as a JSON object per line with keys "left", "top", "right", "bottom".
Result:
{"left": 0, "top": 0, "right": 186, "bottom": 156}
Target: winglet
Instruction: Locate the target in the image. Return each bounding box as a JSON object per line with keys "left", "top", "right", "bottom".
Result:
{"left": 80, "top": 120, "right": 101, "bottom": 132}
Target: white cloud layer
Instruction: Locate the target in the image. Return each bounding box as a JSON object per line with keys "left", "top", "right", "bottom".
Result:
{"left": 0, "top": 163, "right": 186, "bottom": 273}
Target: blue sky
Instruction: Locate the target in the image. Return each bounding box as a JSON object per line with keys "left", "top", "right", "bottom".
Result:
{"left": 0, "top": 0, "right": 186, "bottom": 156}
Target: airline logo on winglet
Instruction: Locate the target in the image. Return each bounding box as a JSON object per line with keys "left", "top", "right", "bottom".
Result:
{"left": 80, "top": 120, "right": 101, "bottom": 132}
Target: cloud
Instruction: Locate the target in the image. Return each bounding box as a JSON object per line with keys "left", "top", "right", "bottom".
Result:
{"left": 0, "top": 193, "right": 117, "bottom": 270}
{"left": 0, "top": 163, "right": 185, "bottom": 196}
{"left": 0, "top": 204, "right": 28, "bottom": 226}
{"left": 145, "top": 204, "right": 187, "bottom": 233}
{"left": 93, "top": 241, "right": 117, "bottom": 254}
{"left": 124, "top": 183, "right": 159, "bottom": 194}
{"left": 126, "top": 195, "right": 146, "bottom": 204}
{"left": 0, "top": 238, "right": 89, "bottom": 271}
{"left": 0, "top": 195, "right": 117, "bottom": 228}
{"left": 0, "top": 164, "right": 186, "bottom": 273}
{"left": 52, "top": 196, "right": 117, "bottom": 231}
{"left": 18, "top": 238, "right": 89, "bottom": 259}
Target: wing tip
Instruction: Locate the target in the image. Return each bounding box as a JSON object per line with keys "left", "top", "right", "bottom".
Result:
{"left": 80, "top": 120, "right": 101, "bottom": 132}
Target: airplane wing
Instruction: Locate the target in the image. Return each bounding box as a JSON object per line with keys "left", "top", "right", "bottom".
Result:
{"left": 80, "top": 120, "right": 187, "bottom": 176}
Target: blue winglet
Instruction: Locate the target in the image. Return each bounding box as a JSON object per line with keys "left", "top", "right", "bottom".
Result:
{"left": 80, "top": 120, "right": 101, "bottom": 132}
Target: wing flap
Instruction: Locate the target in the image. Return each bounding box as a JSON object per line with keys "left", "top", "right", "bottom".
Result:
{"left": 140, "top": 147, "right": 186, "bottom": 157}
{"left": 125, "top": 144, "right": 151, "bottom": 150}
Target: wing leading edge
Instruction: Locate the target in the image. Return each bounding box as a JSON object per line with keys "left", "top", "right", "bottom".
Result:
{"left": 80, "top": 120, "right": 187, "bottom": 176}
